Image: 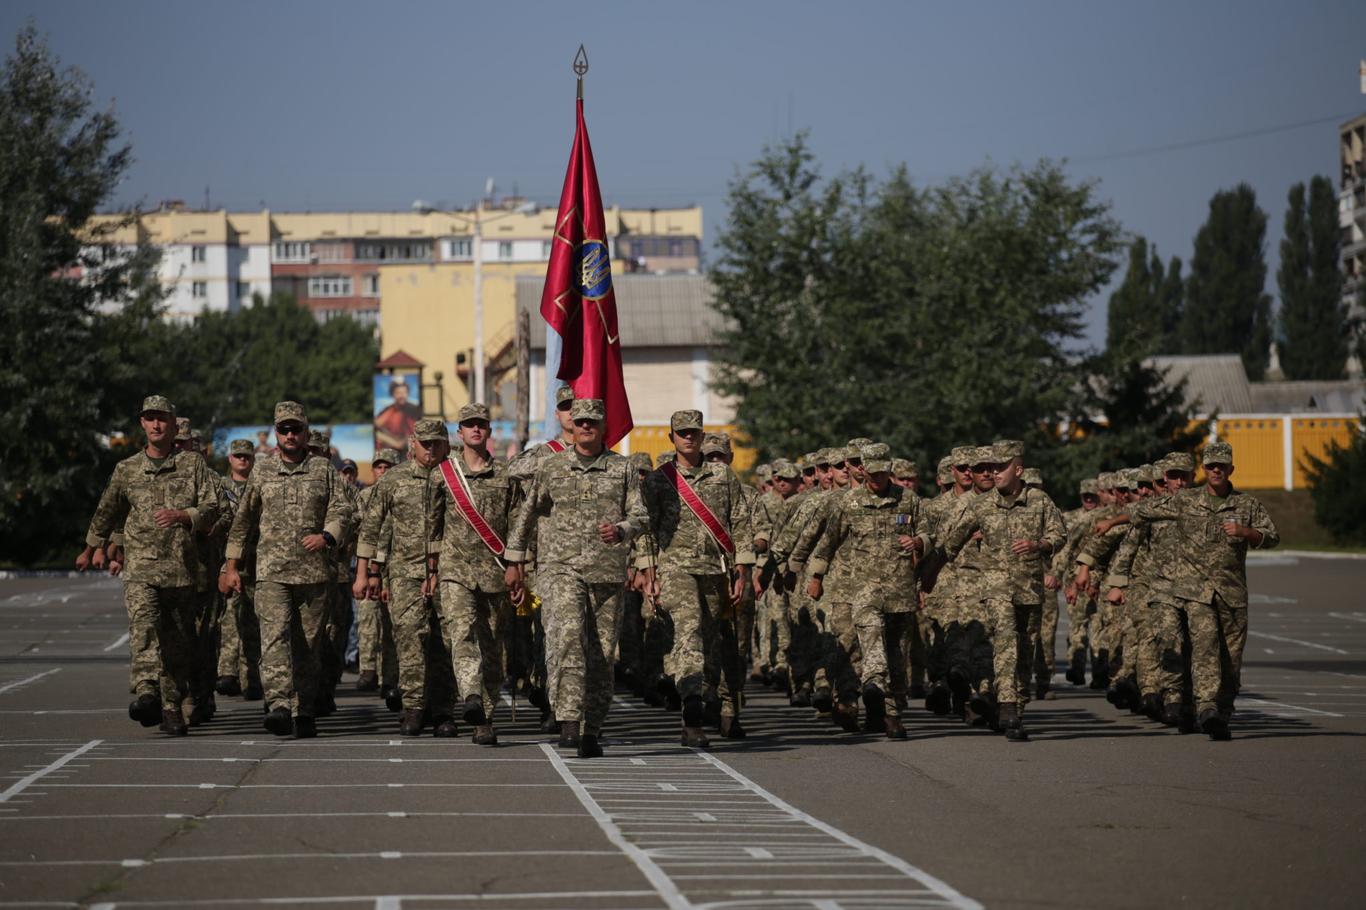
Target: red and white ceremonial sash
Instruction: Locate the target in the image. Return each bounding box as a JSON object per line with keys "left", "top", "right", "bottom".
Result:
{"left": 439, "top": 457, "right": 505, "bottom": 558}
{"left": 545, "top": 439, "right": 567, "bottom": 453}
{"left": 660, "top": 462, "right": 735, "bottom": 556}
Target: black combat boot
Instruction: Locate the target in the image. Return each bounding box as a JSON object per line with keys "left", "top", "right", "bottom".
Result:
{"left": 812, "top": 686, "right": 835, "bottom": 713}
{"left": 355, "top": 670, "right": 379, "bottom": 693}
{"left": 383, "top": 687, "right": 403, "bottom": 712}
{"left": 160, "top": 705, "right": 188, "bottom": 736}
{"left": 292, "top": 715, "right": 317, "bottom": 738}
{"left": 216, "top": 675, "right": 242, "bottom": 696}
{"left": 1198, "top": 708, "right": 1231, "bottom": 741}
{"left": 861, "top": 684, "right": 886, "bottom": 733}
{"left": 472, "top": 724, "right": 498, "bottom": 746}
{"left": 264, "top": 706, "right": 293, "bottom": 737}
{"left": 462, "top": 695, "right": 487, "bottom": 727}
{"left": 1001, "top": 703, "right": 1028, "bottom": 741}
{"left": 1090, "top": 651, "right": 1110, "bottom": 689}
{"left": 720, "top": 715, "right": 747, "bottom": 739}
{"left": 1065, "top": 650, "right": 1087, "bottom": 686}
{"left": 558, "top": 720, "right": 581, "bottom": 749}
{"left": 703, "top": 693, "right": 723, "bottom": 728}
{"left": 432, "top": 716, "right": 459, "bottom": 738}
{"left": 577, "top": 732, "right": 603, "bottom": 758}
{"left": 883, "top": 715, "right": 908, "bottom": 740}
{"left": 129, "top": 694, "right": 162, "bottom": 727}
{"left": 398, "top": 708, "right": 425, "bottom": 736}
{"left": 925, "top": 683, "right": 951, "bottom": 715}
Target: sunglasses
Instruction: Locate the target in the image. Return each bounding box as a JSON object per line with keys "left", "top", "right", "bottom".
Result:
{"left": 276, "top": 424, "right": 305, "bottom": 436}
{"left": 460, "top": 420, "right": 491, "bottom": 430}
{"left": 556, "top": 402, "right": 573, "bottom": 412}
{"left": 704, "top": 452, "right": 726, "bottom": 461}
{"left": 573, "top": 418, "right": 601, "bottom": 427}
{"left": 230, "top": 453, "right": 254, "bottom": 459}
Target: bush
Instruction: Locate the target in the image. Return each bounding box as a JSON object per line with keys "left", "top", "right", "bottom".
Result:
{"left": 1304, "top": 425, "right": 1366, "bottom": 545}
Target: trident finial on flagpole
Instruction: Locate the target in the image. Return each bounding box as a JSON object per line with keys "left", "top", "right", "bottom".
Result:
{"left": 574, "top": 45, "right": 589, "bottom": 100}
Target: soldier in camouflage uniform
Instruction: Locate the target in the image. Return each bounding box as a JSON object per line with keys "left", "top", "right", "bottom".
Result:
{"left": 80, "top": 395, "right": 221, "bottom": 735}
{"left": 426, "top": 403, "right": 521, "bottom": 746}
{"left": 308, "top": 429, "right": 357, "bottom": 716}
{"left": 617, "top": 451, "right": 655, "bottom": 697}
{"left": 637, "top": 412, "right": 754, "bottom": 748}
{"left": 751, "top": 460, "right": 802, "bottom": 691}
{"left": 1020, "top": 467, "right": 1062, "bottom": 700}
{"left": 352, "top": 448, "right": 400, "bottom": 693}
{"left": 917, "top": 452, "right": 964, "bottom": 714}
{"left": 505, "top": 398, "right": 650, "bottom": 758}
{"left": 222, "top": 401, "right": 353, "bottom": 739}
{"left": 941, "top": 440, "right": 1065, "bottom": 741}
{"left": 1054, "top": 477, "right": 1101, "bottom": 689}
{"left": 506, "top": 384, "right": 579, "bottom": 732}
{"left": 801, "top": 444, "right": 930, "bottom": 739}
{"left": 1088, "top": 441, "right": 1278, "bottom": 740}
{"left": 1064, "top": 471, "right": 1123, "bottom": 688}
{"left": 354, "top": 419, "right": 456, "bottom": 736}
{"left": 893, "top": 457, "right": 930, "bottom": 700}
{"left": 215, "top": 439, "right": 262, "bottom": 700}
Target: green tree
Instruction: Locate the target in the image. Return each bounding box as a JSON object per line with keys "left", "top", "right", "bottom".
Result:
{"left": 1181, "top": 183, "right": 1273, "bottom": 379}
{"left": 709, "top": 134, "right": 1126, "bottom": 495}
{"left": 0, "top": 26, "right": 147, "bottom": 564}
{"left": 1106, "top": 237, "right": 1183, "bottom": 357}
{"left": 1277, "top": 176, "right": 1349, "bottom": 379}
{"left": 1303, "top": 416, "right": 1366, "bottom": 545}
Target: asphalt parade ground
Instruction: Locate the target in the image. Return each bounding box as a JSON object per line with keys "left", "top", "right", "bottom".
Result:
{"left": 1, "top": 557, "right": 1365, "bottom": 910}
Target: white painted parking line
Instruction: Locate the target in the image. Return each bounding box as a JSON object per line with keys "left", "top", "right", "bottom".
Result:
{"left": 541, "top": 744, "right": 980, "bottom": 910}
{"left": 88, "top": 756, "right": 546, "bottom": 764}
{"left": 41, "top": 782, "right": 566, "bottom": 790}
{"left": 0, "top": 740, "right": 101, "bottom": 803}
{"left": 102, "top": 632, "right": 130, "bottom": 651}
{"left": 1238, "top": 697, "right": 1344, "bottom": 718}
{"left": 1247, "top": 631, "right": 1349, "bottom": 654}
{"left": 1328, "top": 612, "right": 1366, "bottom": 625}
{"left": 70, "top": 890, "right": 662, "bottom": 908}
{"left": 0, "top": 668, "right": 61, "bottom": 694}
{"left": 0, "top": 810, "right": 588, "bottom": 822}
{"left": 0, "top": 850, "right": 620, "bottom": 869}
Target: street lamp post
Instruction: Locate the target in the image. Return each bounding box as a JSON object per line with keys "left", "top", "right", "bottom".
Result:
{"left": 413, "top": 197, "right": 535, "bottom": 409}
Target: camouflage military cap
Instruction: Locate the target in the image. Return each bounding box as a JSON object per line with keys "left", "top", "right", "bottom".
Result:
{"left": 861, "top": 443, "right": 892, "bottom": 473}
{"left": 175, "top": 417, "right": 192, "bottom": 441}
{"left": 657, "top": 451, "right": 676, "bottom": 464}
{"left": 307, "top": 429, "right": 327, "bottom": 448}
{"left": 701, "top": 432, "right": 731, "bottom": 456}
{"left": 1096, "top": 471, "right": 1115, "bottom": 489}
{"left": 555, "top": 385, "right": 576, "bottom": 406}
{"left": 1022, "top": 467, "right": 1043, "bottom": 486}
{"left": 372, "top": 447, "right": 402, "bottom": 466}
{"left": 970, "top": 446, "right": 997, "bottom": 467}
{"left": 754, "top": 463, "right": 773, "bottom": 480}
{"left": 891, "top": 458, "right": 916, "bottom": 479}
{"left": 936, "top": 455, "right": 952, "bottom": 484}
{"left": 570, "top": 398, "right": 605, "bottom": 422}
{"left": 670, "top": 409, "right": 704, "bottom": 432}
{"left": 1202, "top": 440, "right": 1233, "bottom": 466}
{"left": 771, "top": 460, "right": 801, "bottom": 480}
{"left": 847, "top": 437, "right": 873, "bottom": 450}
{"left": 139, "top": 394, "right": 175, "bottom": 417}
{"left": 1165, "top": 451, "right": 1196, "bottom": 473}
{"left": 1136, "top": 464, "right": 1156, "bottom": 484}
{"left": 457, "top": 402, "right": 491, "bottom": 423}
{"left": 1079, "top": 478, "right": 1098, "bottom": 495}
{"left": 1117, "top": 468, "right": 1139, "bottom": 490}
{"left": 341, "top": 459, "right": 358, "bottom": 472}
{"left": 802, "top": 452, "right": 819, "bottom": 467}
{"left": 992, "top": 439, "right": 1025, "bottom": 461}
{"left": 274, "top": 401, "right": 307, "bottom": 426}
{"left": 412, "top": 418, "right": 449, "bottom": 441}
{"left": 189, "top": 429, "right": 203, "bottom": 445}
{"left": 229, "top": 439, "right": 254, "bottom": 456}
{"left": 950, "top": 446, "right": 975, "bottom": 466}
{"left": 628, "top": 451, "right": 654, "bottom": 472}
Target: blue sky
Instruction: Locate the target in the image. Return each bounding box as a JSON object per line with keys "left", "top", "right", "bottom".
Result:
{"left": 5, "top": 1, "right": 1364, "bottom": 346}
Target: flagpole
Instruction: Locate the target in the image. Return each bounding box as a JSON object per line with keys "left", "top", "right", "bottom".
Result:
{"left": 574, "top": 44, "right": 588, "bottom": 100}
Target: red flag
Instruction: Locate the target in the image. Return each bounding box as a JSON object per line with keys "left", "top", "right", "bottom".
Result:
{"left": 540, "top": 98, "right": 633, "bottom": 449}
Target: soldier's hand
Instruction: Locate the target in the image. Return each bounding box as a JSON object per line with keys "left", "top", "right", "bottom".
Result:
{"left": 1044, "top": 573, "right": 1060, "bottom": 591}
{"left": 752, "top": 574, "right": 765, "bottom": 598}
{"left": 1074, "top": 565, "right": 1091, "bottom": 590}
{"left": 1222, "top": 520, "right": 1246, "bottom": 540}
{"left": 1094, "top": 518, "right": 1115, "bottom": 535}
{"left": 301, "top": 533, "right": 327, "bottom": 552}
{"left": 729, "top": 568, "right": 749, "bottom": 606}
{"left": 153, "top": 508, "right": 189, "bottom": 529}
{"left": 221, "top": 567, "right": 243, "bottom": 596}
{"left": 1010, "top": 538, "right": 1038, "bottom": 555}
{"left": 75, "top": 548, "right": 93, "bottom": 572}
{"left": 644, "top": 567, "right": 660, "bottom": 606}
{"left": 108, "top": 557, "right": 123, "bottom": 577}
{"left": 90, "top": 547, "right": 106, "bottom": 570}
{"left": 598, "top": 522, "right": 622, "bottom": 544}
{"left": 504, "top": 564, "right": 525, "bottom": 602}
{"left": 970, "top": 529, "right": 983, "bottom": 542}
{"left": 806, "top": 577, "right": 823, "bottom": 601}
{"left": 367, "top": 576, "right": 382, "bottom": 600}
{"left": 1106, "top": 587, "right": 1125, "bottom": 604}
{"left": 1064, "top": 583, "right": 1078, "bottom": 605}
{"left": 421, "top": 573, "right": 437, "bottom": 599}
{"left": 352, "top": 574, "right": 370, "bottom": 600}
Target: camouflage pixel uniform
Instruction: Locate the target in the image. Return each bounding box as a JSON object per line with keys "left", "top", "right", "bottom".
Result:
{"left": 637, "top": 435, "right": 755, "bottom": 720}
{"left": 505, "top": 433, "right": 649, "bottom": 735}
{"left": 801, "top": 471, "right": 931, "bottom": 719}
{"left": 225, "top": 435, "right": 352, "bottom": 720}
{"left": 942, "top": 465, "right": 1065, "bottom": 713}
{"left": 216, "top": 473, "right": 261, "bottom": 693}
{"left": 769, "top": 483, "right": 828, "bottom": 695}
{"left": 427, "top": 442, "right": 521, "bottom": 724}
{"left": 87, "top": 447, "right": 220, "bottom": 707}
{"left": 1126, "top": 479, "right": 1278, "bottom": 720}
{"left": 356, "top": 457, "right": 454, "bottom": 718}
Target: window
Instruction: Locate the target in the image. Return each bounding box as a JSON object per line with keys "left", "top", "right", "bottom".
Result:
{"left": 355, "top": 240, "right": 432, "bottom": 262}
{"left": 354, "top": 309, "right": 380, "bottom": 329}
{"left": 314, "top": 241, "right": 349, "bottom": 262}
{"left": 361, "top": 274, "right": 380, "bottom": 297}
{"left": 308, "top": 275, "right": 353, "bottom": 298}
{"left": 273, "top": 241, "right": 311, "bottom": 262}
{"left": 444, "top": 238, "right": 472, "bottom": 260}
{"left": 498, "top": 241, "right": 513, "bottom": 260}
{"left": 191, "top": 245, "right": 206, "bottom": 263}
{"left": 542, "top": 240, "right": 553, "bottom": 260}
{"left": 236, "top": 281, "right": 251, "bottom": 298}
{"left": 191, "top": 281, "right": 207, "bottom": 299}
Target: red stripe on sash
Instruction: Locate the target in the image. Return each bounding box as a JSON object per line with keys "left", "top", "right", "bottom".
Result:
{"left": 660, "top": 462, "right": 735, "bottom": 555}
{"left": 546, "top": 439, "right": 567, "bottom": 453}
{"left": 439, "top": 459, "right": 506, "bottom": 557}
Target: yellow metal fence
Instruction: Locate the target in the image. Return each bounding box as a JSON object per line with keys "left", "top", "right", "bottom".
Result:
{"left": 1212, "top": 415, "right": 1360, "bottom": 490}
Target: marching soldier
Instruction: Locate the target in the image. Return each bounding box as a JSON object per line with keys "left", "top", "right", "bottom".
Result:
{"left": 504, "top": 398, "right": 651, "bottom": 759}
{"left": 426, "top": 403, "right": 521, "bottom": 746}
{"left": 215, "top": 438, "right": 262, "bottom": 700}
{"left": 353, "top": 448, "right": 400, "bottom": 694}
{"left": 222, "top": 401, "right": 353, "bottom": 739}
{"left": 78, "top": 395, "right": 220, "bottom": 735}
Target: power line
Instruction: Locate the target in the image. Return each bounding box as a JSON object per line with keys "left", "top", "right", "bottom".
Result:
{"left": 1071, "top": 111, "right": 1360, "bottom": 165}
